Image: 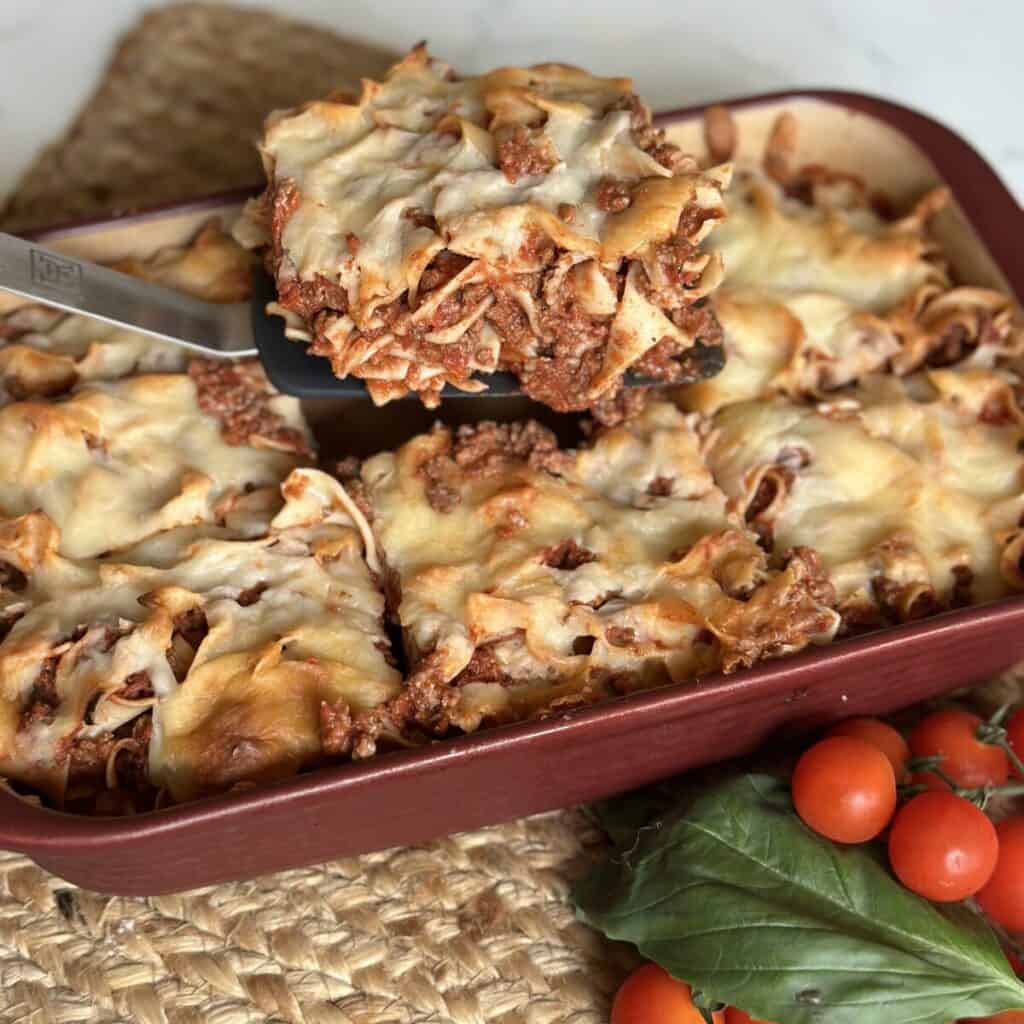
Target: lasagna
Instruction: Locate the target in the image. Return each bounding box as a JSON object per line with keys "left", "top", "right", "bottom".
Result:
{"left": 0, "top": 468, "right": 402, "bottom": 810}
{"left": 682, "top": 110, "right": 1023, "bottom": 414}
{"left": 705, "top": 367, "right": 1024, "bottom": 626}
{"left": 355, "top": 400, "right": 839, "bottom": 744}
{"left": 242, "top": 46, "right": 732, "bottom": 409}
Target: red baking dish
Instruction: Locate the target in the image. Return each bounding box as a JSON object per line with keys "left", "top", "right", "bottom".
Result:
{"left": 2, "top": 90, "right": 1022, "bottom": 895}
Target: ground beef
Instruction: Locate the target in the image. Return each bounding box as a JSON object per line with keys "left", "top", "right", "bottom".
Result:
{"left": 543, "top": 539, "right": 597, "bottom": 570}
{"left": 62, "top": 734, "right": 115, "bottom": 791}
{"left": 173, "top": 607, "right": 208, "bottom": 651}
{"left": 113, "top": 717, "right": 153, "bottom": 795}
{"left": 343, "top": 648, "right": 461, "bottom": 758}
{"left": 595, "top": 177, "right": 633, "bottom": 213}
{"left": 117, "top": 671, "right": 154, "bottom": 701}
{"left": 518, "top": 346, "right": 606, "bottom": 413}
{"left": 235, "top": 583, "right": 268, "bottom": 607}
{"left": 609, "top": 93, "right": 662, "bottom": 155}
{"left": 453, "top": 420, "right": 573, "bottom": 477}
{"left": 166, "top": 606, "right": 208, "bottom": 679}
{"left": 454, "top": 643, "right": 510, "bottom": 685}
{"left": 277, "top": 272, "right": 351, "bottom": 322}
{"left": 320, "top": 700, "right": 354, "bottom": 757}
{"left": 416, "top": 250, "right": 472, "bottom": 298}
{"left": 494, "top": 124, "right": 558, "bottom": 183}
{"left": 268, "top": 180, "right": 350, "bottom": 322}
{"left": 419, "top": 454, "right": 462, "bottom": 513}
{"left": 517, "top": 226, "right": 557, "bottom": 267}
{"left": 188, "top": 358, "right": 312, "bottom": 455}
{"left": 335, "top": 457, "right": 376, "bottom": 523}
{"left": 20, "top": 656, "right": 60, "bottom": 730}
{"left": 588, "top": 386, "right": 649, "bottom": 428}
{"left": 650, "top": 143, "right": 690, "bottom": 173}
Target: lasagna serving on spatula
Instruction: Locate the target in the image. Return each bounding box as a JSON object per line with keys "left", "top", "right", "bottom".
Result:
{"left": 239, "top": 46, "right": 732, "bottom": 409}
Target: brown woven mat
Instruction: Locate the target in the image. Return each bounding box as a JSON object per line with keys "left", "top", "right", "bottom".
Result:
{"left": 0, "top": 5, "right": 629, "bottom": 1021}
{"left": 0, "top": 2, "right": 397, "bottom": 232}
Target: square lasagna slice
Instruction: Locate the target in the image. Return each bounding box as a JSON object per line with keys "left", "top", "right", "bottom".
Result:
{"left": 706, "top": 366, "right": 1024, "bottom": 627}
{"left": 245, "top": 46, "right": 731, "bottom": 409}
{"left": 680, "top": 110, "right": 1023, "bottom": 415}
{"left": 0, "top": 364, "right": 311, "bottom": 560}
{"left": 0, "top": 469, "right": 401, "bottom": 809}
{"left": 356, "top": 400, "right": 838, "bottom": 744}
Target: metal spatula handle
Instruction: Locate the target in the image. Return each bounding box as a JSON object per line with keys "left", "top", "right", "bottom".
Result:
{"left": 0, "top": 231, "right": 257, "bottom": 357}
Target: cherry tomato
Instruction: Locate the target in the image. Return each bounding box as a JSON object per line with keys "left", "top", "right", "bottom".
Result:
{"left": 977, "top": 817, "right": 1024, "bottom": 932}
{"left": 725, "top": 1008, "right": 774, "bottom": 1024}
{"left": 828, "top": 717, "right": 910, "bottom": 780}
{"left": 888, "top": 791, "right": 998, "bottom": 902}
{"left": 1006, "top": 708, "right": 1024, "bottom": 778}
{"left": 909, "top": 709, "right": 1009, "bottom": 789}
{"left": 611, "top": 964, "right": 722, "bottom": 1024}
{"left": 792, "top": 736, "right": 896, "bottom": 843}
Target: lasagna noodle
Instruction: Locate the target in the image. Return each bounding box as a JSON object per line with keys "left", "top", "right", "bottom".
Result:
{"left": 251, "top": 45, "right": 732, "bottom": 409}
{"left": 360, "top": 400, "right": 839, "bottom": 736}
{"left": 706, "top": 373, "right": 1024, "bottom": 623}
{"left": 0, "top": 222, "right": 254, "bottom": 403}
{"left": 0, "top": 470, "right": 402, "bottom": 805}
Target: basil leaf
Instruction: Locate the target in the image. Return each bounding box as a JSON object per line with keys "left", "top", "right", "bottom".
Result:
{"left": 573, "top": 774, "right": 1024, "bottom": 1024}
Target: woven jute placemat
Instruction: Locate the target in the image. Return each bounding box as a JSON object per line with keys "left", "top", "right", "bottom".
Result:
{"left": 0, "top": 4, "right": 630, "bottom": 1021}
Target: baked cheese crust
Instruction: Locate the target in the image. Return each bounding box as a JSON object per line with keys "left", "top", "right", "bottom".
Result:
{"left": 357, "top": 401, "right": 838, "bottom": 742}
{"left": 0, "top": 373, "right": 310, "bottom": 560}
{"left": 0, "top": 469, "right": 401, "bottom": 808}
{"left": 681, "top": 112, "right": 1023, "bottom": 414}
{"left": 706, "top": 367, "right": 1024, "bottom": 625}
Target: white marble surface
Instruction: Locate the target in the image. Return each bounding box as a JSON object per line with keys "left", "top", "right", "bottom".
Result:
{"left": 1, "top": 0, "right": 1022, "bottom": 202}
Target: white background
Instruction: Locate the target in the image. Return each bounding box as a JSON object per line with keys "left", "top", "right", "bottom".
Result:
{"left": 1, "top": 0, "right": 1021, "bottom": 202}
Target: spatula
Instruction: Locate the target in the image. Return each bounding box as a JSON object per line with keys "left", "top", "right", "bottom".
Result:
{"left": 0, "top": 232, "right": 724, "bottom": 398}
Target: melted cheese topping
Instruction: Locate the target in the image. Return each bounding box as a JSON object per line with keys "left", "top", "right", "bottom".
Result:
{"left": 0, "top": 470, "right": 400, "bottom": 804}
{"left": 681, "top": 175, "right": 955, "bottom": 413}
{"left": 713, "top": 176, "right": 946, "bottom": 310}
{"left": 707, "top": 374, "right": 1024, "bottom": 619}
{"left": 0, "top": 374, "right": 305, "bottom": 559}
{"left": 362, "top": 401, "right": 838, "bottom": 729}
{"left": 253, "top": 46, "right": 731, "bottom": 405}
{"left": 0, "top": 222, "right": 252, "bottom": 403}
